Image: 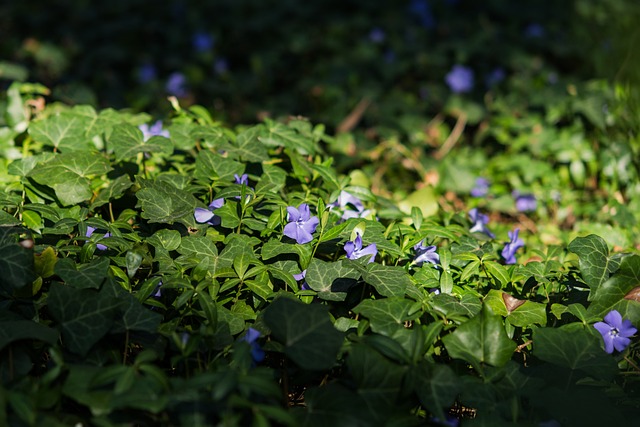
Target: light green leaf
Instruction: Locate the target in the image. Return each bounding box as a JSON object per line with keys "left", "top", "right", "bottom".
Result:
{"left": 306, "top": 258, "right": 360, "bottom": 301}
{"left": 259, "top": 121, "right": 316, "bottom": 154}
{"left": 135, "top": 177, "right": 199, "bottom": 227}
{"left": 29, "top": 112, "right": 93, "bottom": 151}
{"left": 230, "top": 125, "right": 269, "bottom": 162}
{"left": 264, "top": 297, "right": 344, "bottom": 371}
{"left": 256, "top": 164, "right": 287, "bottom": 194}
{"left": 361, "top": 264, "right": 411, "bottom": 297}
{"left": 27, "top": 152, "right": 111, "bottom": 206}
{"left": 484, "top": 261, "right": 510, "bottom": 288}
{"left": 109, "top": 124, "right": 173, "bottom": 162}
{"left": 194, "top": 150, "right": 244, "bottom": 182}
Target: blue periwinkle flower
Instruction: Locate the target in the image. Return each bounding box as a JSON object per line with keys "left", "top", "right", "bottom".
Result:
{"left": 193, "top": 32, "right": 215, "bottom": 52}
{"left": 241, "top": 327, "right": 266, "bottom": 363}
{"left": 413, "top": 240, "right": 439, "bottom": 266}
{"left": 445, "top": 65, "right": 474, "bottom": 93}
{"left": 166, "top": 72, "right": 188, "bottom": 97}
{"left": 86, "top": 226, "right": 110, "bottom": 251}
{"left": 524, "top": 23, "right": 544, "bottom": 38}
{"left": 214, "top": 58, "right": 229, "bottom": 75}
{"left": 468, "top": 208, "right": 495, "bottom": 238}
{"left": 501, "top": 228, "right": 524, "bottom": 264}
{"left": 293, "top": 269, "right": 310, "bottom": 290}
{"left": 234, "top": 173, "right": 249, "bottom": 186}
{"left": 594, "top": 310, "right": 637, "bottom": 354}
{"left": 409, "top": 0, "right": 435, "bottom": 28}
{"left": 194, "top": 198, "right": 224, "bottom": 225}
{"left": 486, "top": 68, "right": 506, "bottom": 87}
{"left": 330, "top": 191, "right": 371, "bottom": 222}
{"left": 284, "top": 204, "right": 319, "bottom": 244}
{"left": 137, "top": 63, "right": 157, "bottom": 84}
{"left": 345, "top": 234, "right": 377, "bottom": 263}
{"left": 470, "top": 177, "right": 490, "bottom": 197}
{"left": 139, "top": 120, "right": 170, "bottom": 141}
{"left": 513, "top": 192, "right": 537, "bottom": 212}
{"left": 369, "top": 27, "right": 385, "bottom": 44}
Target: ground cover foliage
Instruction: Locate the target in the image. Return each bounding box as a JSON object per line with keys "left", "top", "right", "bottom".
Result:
{"left": 1, "top": 1, "right": 640, "bottom": 426}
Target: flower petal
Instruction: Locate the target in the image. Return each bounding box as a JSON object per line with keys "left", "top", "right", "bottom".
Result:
{"left": 283, "top": 222, "right": 298, "bottom": 241}
{"left": 613, "top": 336, "right": 631, "bottom": 352}
{"left": 604, "top": 310, "right": 623, "bottom": 330}
{"left": 620, "top": 320, "right": 637, "bottom": 338}
{"left": 194, "top": 207, "right": 215, "bottom": 223}
{"left": 286, "top": 206, "right": 300, "bottom": 222}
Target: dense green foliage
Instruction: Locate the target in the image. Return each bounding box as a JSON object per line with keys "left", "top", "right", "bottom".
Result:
{"left": 1, "top": 1, "right": 639, "bottom": 426}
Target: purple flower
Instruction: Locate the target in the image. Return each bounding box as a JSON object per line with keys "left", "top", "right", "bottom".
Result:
{"left": 194, "top": 198, "right": 224, "bottom": 225}
{"left": 192, "top": 32, "right": 215, "bottom": 52}
{"left": 234, "top": 173, "right": 249, "bottom": 186}
{"left": 153, "top": 281, "right": 163, "bottom": 298}
{"left": 345, "top": 234, "right": 377, "bottom": 263}
{"left": 445, "top": 65, "right": 474, "bottom": 93}
{"left": 369, "top": 27, "right": 385, "bottom": 43}
{"left": 214, "top": 58, "right": 229, "bottom": 75}
{"left": 86, "top": 226, "right": 110, "bottom": 251}
{"left": 513, "top": 192, "right": 537, "bottom": 212}
{"left": 594, "top": 310, "right": 637, "bottom": 354}
{"left": 524, "top": 23, "right": 544, "bottom": 38}
{"left": 470, "top": 177, "right": 490, "bottom": 197}
{"left": 501, "top": 228, "right": 524, "bottom": 264}
{"left": 409, "top": 0, "right": 435, "bottom": 28}
{"left": 293, "top": 269, "right": 310, "bottom": 290}
{"left": 139, "top": 120, "right": 170, "bottom": 141}
{"left": 468, "top": 208, "right": 495, "bottom": 238}
{"left": 283, "top": 204, "right": 319, "bottom": 244}
{"left": 166, "top": 72, "right": 188, "bottom": 97}
{"left": 241, "top": 327, "right": 266, "bottom": 363}
{"left": 485, "top": 68, "right": 506, "bottom": 87}
{"left": 137, "top": 63, "right": 157, "bottom": 84}
{"left": 330, "top": 191, "right": 371, "bottom": 222}
{"left": 413, "top": 240, "right": 439, "bottom": 266}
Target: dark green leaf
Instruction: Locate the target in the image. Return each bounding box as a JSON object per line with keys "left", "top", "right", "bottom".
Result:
{"left": 443, "top": 305, "right": 516, "bottom": 371}
{"left": 54, "top": 257, "right": 109, "bottom": 289}
{"left": 109, "top": 123, "right": 173, "bottom": 162}
{"left": 264, "top": 297, "right": 343, "bottom": 371}
{"left": 568, "top": 234, "right": 620, "bottom": 299}
{"left": 306, "top": 258, "right": 360, "bottom": 301}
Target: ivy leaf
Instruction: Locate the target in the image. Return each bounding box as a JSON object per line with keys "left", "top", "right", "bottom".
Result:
{"left": 91, "top": 175, "right": 133, "bottom": 209}
{"left": 412, "top": 362, "right": 460, "bottom": 421}
{"left": 306, "top": 258, "right": 360, "bottom": 301}
{"left": 293, "top": 384, "right": 372, "bottom": 427}
{"left": 48, "top": 283, "right": 121, "bottom": 356}
{"left": 484, "top": 289, "right": 547, "bottom": 327}
{"left": 135, "top": 177, "right": 199, "bottom": 227}
{"left": 443, "top": 305, "right": 516, "bottom": 372}
{"left": 109, "top": 124, "right": 173, "bottom": 162}
{"left": 346, "top": 343, "right": 409, "bottom": 421}
{"left": 360, "top": 263, "right": 411, "bottom": 297}
{"left": 256, "top": 164, "right": 287, "bottom": 194}
{"left": 0, "top": 230, "right": 36, "bottom": 291}
{"left": 27, "top": 152, "right": 112, "bottom": 206}
{"left": 264, "top": 297, "right": 344, "bottom": 371}
{"left": 194, "top": 150, "right": 244, "bottom": 182}
{"left": 568, "top": 234, "right": 620, "bottom": 299}
{"left": 230, "top": 125, "right": 269, "bottom": 162}
{"left": 587, "top": 255, "right": 640, "bottom": 323}
{"left": 259, "top": 120, "right": 316, "bottom": 155}
{"left": 29, "top": 112, "right": 93, "bottom": 151}
{"left": 432, "top": 293, "right": 482, "bottom": 319}
{"left": 54, "top": 257, "right": 109, "bottom": 290}
{"left": 352, "top": 297, "right": 418, "bottom": 336}
{"left": 0, "top": 320, "right": 59, "bottom": 351}
{"left": 533, "top": 323, "right": 618, "bottom": 381}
